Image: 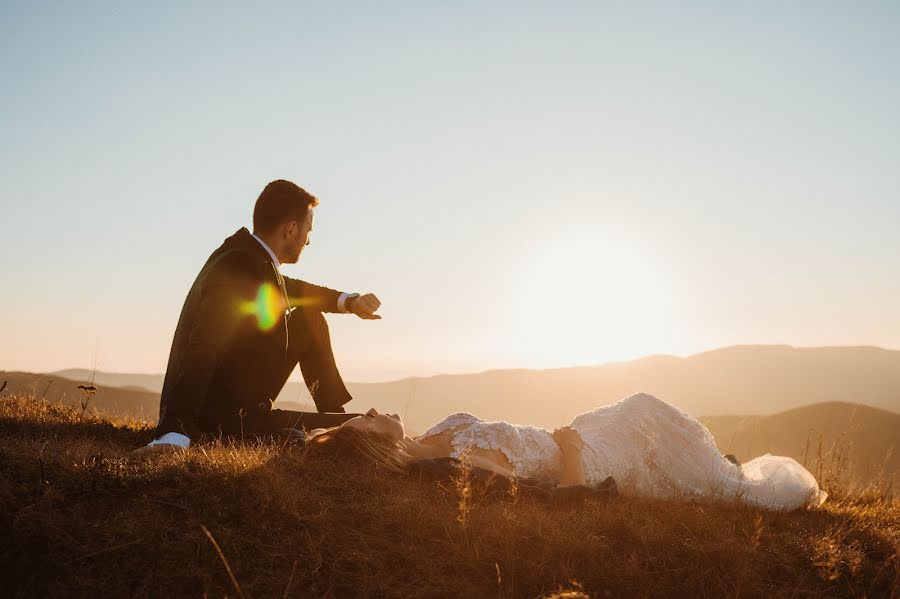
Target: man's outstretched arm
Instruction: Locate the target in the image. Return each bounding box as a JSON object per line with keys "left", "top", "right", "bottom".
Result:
{"left": 284, "top": 276, "right": 381, "bottom": 319}
{"left": 283, "top": 277, "right": 343, "bottom": 312}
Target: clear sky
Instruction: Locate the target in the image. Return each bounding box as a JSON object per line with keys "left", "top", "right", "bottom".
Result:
{"left": 2, "top": 2, "right": 899, "bottom": 381}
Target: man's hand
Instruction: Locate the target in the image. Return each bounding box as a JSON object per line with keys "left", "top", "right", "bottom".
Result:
{"left": 131, "top": 443, "right": 186, "bottom": 460}
{"left": 349, "top": 293, "right": 382, "bottom": 320}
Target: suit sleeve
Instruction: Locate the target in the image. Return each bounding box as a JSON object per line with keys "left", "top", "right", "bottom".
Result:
{"left": 157, "top": 251, "right": 257, "bottom": 438}
{"left": 283, "top": 276, "right": 343, "bottom": 313}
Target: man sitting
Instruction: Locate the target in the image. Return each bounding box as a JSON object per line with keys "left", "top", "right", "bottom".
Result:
{"left": 135, "top": 180, "right": 381, "bottom": 455}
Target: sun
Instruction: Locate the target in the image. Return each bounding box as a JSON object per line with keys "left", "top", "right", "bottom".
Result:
{"left": 510, "top": 235, "right": 676, "bottom": 367}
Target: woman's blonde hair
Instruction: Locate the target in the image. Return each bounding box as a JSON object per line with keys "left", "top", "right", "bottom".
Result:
{"left": 302, "top": 426, "right": 410, "bottom": 473}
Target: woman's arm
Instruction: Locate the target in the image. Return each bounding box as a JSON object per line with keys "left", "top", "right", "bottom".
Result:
{"left": 552, "top": 427, "right": 586, "bottom": 486}
{"left": 465, "top": 448, "right": 516, "bottom": 478}
{"left": 404, "top": 434, "right": 517, "bottom": 477}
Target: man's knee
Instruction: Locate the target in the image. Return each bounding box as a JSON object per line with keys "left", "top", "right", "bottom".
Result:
{"left": 287, "top": 307, "right": 332, "bottom": 360}
{"left": 288, "top": 306, "right": 328, "bottom": 337}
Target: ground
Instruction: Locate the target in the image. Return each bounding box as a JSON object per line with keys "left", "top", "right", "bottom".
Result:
{"left": 0, "top": 393, "right": 897, "bottom": 598}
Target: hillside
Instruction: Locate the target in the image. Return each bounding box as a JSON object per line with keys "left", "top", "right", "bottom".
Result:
{"left": 701, "top": 402, "right": 900, "bottom": 485}
{"left": 51, "top": 369, "right": 164, "bottom": 394}
{"left": 6, "top": 372, "right": 898, "bottom": 486}
{"left": 1, "top": 392, "right": 898, "bottom": 598}
{"left": 51, "top": 345, "right": 900, "bottom": 431}
{"left": 11, "top": 346, "right": 900, "bottom": 489}
{"left": 0, "top": 371, "right": 159, "bottom": 422}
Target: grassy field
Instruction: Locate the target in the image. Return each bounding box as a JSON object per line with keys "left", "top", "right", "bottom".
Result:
{"left": 1, "top": 393, "right": 897, "bottom": 598}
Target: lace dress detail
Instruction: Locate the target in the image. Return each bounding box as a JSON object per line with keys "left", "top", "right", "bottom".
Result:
{"left": 420, "top": 394, "right": 827, "bottom": 510}
{"left": 570, "top": 393, "right": 827, "bottom": 510}
{"left": 419, "top": 413, "right": 564, "bottom": 481}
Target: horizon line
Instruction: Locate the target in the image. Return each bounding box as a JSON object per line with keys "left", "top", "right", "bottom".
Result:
{"left": 25, "top": 342, "right": 900, "bottom": 385}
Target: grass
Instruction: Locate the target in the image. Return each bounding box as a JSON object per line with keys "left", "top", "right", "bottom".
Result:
{"left": 0, "top": 392, "right": 898, "bottom": 598}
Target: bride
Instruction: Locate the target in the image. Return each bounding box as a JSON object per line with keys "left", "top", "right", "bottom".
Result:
{"left": 304, "top": 392, "right": 827, "bottom": 511}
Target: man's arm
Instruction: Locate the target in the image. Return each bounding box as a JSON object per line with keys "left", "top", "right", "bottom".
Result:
{"left": 283, "top": 277, "right": 344, "bottom": 312}
{"left": 283, "top": 277, "right": 381, "bottom": 319}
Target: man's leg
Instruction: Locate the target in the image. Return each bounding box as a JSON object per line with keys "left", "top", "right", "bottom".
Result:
{"left": 283, "top": 306, "right": 354, "bottom": 413}
{"left": 263, "top": 408, "right": 359, "bottom": 433}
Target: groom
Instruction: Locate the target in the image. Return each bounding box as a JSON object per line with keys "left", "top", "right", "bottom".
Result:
{"left": 138, "top": 180, "right": 380, "bottom": 454}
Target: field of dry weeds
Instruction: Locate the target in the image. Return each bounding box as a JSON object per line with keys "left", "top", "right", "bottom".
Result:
{"left": 1, "top": 393, "right": 897, "bottom": 598}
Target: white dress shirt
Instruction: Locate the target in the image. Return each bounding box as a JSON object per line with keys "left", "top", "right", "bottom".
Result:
{"left": 147, "top": 231, "right": 356, "bottom": 449}
{"left": 251, "top": 232, "right": 280, "bottom": 268}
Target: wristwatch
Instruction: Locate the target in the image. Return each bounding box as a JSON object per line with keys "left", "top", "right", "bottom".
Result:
{"left": 344, "top": 293, "right": 360, "bottom": 313}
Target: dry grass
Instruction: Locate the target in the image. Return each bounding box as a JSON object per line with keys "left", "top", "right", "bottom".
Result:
{"left": 0, "top": 393, "right": 897, "bottom": 598}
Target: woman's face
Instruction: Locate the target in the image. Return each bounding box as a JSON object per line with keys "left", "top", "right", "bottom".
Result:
{"left": 340, "top": 408, "right": 405, "bottom": 442}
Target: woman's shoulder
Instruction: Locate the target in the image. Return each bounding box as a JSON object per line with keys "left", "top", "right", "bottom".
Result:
{"left": 420, "top": 414, "right": 556, "bottom": 447}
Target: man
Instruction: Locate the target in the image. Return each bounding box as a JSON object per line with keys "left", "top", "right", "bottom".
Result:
{"left": 135, "top": 180, "right": 380, "bottom": 455}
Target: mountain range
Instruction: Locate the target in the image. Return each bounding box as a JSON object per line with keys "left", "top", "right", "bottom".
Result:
{"left": 48, "top": 345, "right": 900, "bottom": 429}
{"left": 701, "top": 401, "right": 899, "bottom": 484}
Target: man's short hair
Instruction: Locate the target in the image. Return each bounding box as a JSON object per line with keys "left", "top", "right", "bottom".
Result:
{"left": 253, "top": 180, "right": 319, "bottom": 235}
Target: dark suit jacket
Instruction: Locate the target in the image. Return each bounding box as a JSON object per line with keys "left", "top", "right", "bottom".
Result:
{"left": 157, "top": 227, "right": 344, "bottom": 438}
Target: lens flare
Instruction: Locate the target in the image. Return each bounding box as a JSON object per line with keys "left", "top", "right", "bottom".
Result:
{"left": 240, "top": 282, "right": 285, "bottom": 331}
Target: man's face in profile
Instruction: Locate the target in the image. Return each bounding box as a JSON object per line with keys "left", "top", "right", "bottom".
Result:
{"left": 285, "top": 208, "right": 314, "bottom": 264}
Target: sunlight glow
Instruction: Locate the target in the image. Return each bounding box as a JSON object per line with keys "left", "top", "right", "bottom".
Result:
{"left": 240, "top": 282, "right": 285, "bottom": 331}
{"left": 511, "top": 235, "right": 677, "bottom": 367}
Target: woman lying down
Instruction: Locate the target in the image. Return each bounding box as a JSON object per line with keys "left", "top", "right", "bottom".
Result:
{"left": 303, "top": 392, "right": 827, "bottom": 511}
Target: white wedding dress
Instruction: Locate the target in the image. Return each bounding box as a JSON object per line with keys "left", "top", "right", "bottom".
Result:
{"left": 418, "top": 392, "right": 827, "bottom": 510}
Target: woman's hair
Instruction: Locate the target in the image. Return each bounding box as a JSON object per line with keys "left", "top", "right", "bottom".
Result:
{"left": 302, "top": 426, "right": 410, "bottom": 473}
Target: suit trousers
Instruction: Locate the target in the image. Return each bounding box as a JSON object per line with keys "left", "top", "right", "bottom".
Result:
{"left": 242, "top": 306, "right": 359, "bottom": 436}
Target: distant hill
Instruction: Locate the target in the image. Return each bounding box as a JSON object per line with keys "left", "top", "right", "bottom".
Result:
{"left": 336, "top": 345, "right": 900, "bottom": 432}
{"left": 0, "top": 371, "right": 159, "bottom": 421}
{"left": 51, "top": 369, "right": 164, "bottom": 393}
{"left": 39, "top": 345, "right": 900, "bottom": 432}
{"left": 6, "top": 348, "right": 900, "bottom": 486}
{"left": 701, "top": 402, "right": 900, "bottom": 484}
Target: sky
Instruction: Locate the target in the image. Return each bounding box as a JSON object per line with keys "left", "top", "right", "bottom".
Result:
{"left": 1, "top": 2, "right": 899, "bottom": 382}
